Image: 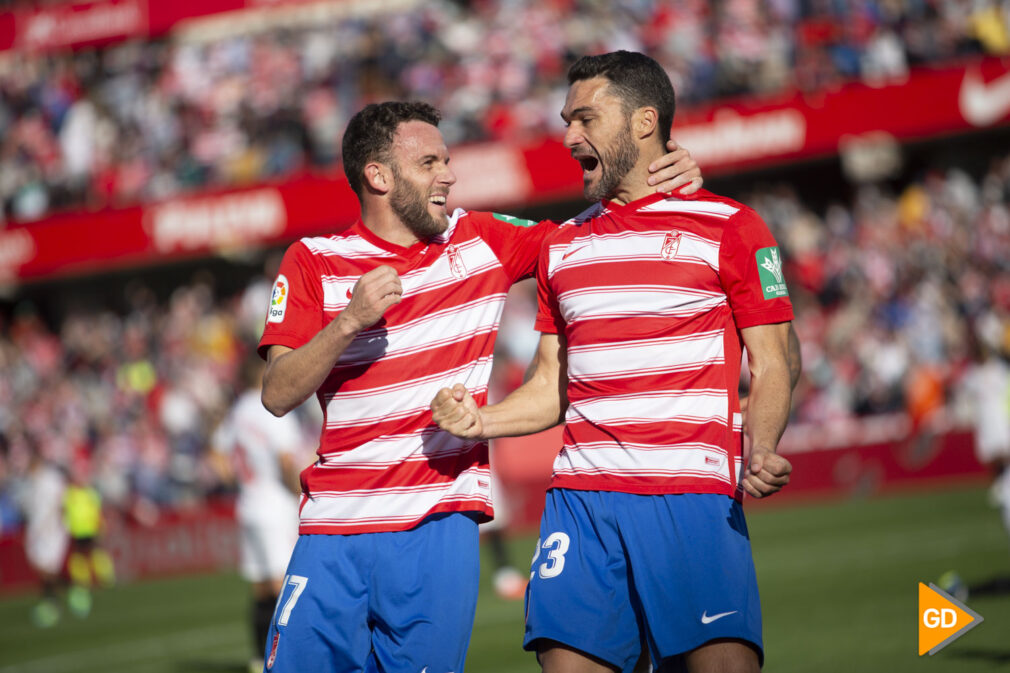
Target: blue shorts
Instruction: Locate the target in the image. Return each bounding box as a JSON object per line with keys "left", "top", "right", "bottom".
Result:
{"left": 523, "top": 490, "right": 762, "bottom": 672}
{"left": 263, "top": 512, "right": 480, "bottom": 673}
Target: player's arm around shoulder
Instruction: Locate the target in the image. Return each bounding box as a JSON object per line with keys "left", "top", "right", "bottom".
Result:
{"left": 262, "top": 265, "right": 403, "bottom": 416}
{"left": 740, "top": 321, "right": 794, "bottom": 499}
{"left": 431, "top": 332, "right": 569, "bottom": 439}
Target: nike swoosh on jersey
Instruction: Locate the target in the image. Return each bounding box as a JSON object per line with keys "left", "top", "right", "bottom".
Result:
{"left": 700, "top": 610, "right": 738, "bottom": 624}
{"left": 562, "top": 245, "right": 590, "bottom": 261}
{"left": 959, "top": 69, "right": 1010, "bottom": 127}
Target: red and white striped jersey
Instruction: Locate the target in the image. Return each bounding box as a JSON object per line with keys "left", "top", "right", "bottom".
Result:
{"left": 535, "top": 190, "right": 794, "bottom": 499}
{"left": 259, "top": 209, "right": 552, "bottom": 534}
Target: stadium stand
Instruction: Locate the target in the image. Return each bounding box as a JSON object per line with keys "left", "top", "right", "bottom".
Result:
{"left": 0, "top": 0, "right": 1006, "bottom": 221}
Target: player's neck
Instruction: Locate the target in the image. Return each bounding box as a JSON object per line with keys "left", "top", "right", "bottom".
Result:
{"left": 606, "top": 152, "right": 663, "bottom": 207}
{"left": 360, "top": 204, "right": 422, "bottom": 249}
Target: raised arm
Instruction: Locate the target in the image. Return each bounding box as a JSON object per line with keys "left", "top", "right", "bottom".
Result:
{"left": 262, "top": 265, "right": 402, "bottom": 416}
{"left": 739, "top": 321, "right": 793, "bottom": 499}
{"left": 431, "top": 332, "right": 568, "bottom": 439}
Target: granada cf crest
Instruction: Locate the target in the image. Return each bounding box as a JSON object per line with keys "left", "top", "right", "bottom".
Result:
{"left": 446, "top": 244, "right": 467, "bottom": 279}
{"left": 661, "top": 231, "right": 682, "bottom": 260}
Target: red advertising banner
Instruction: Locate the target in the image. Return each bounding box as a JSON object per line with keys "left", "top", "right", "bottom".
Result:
{"left": 672, "top": 57, "right": 1010, "bottom": 173}
{"left": 3, "top": 58, "right": 1009, "bottom": 283}
{"left": 0, "top": 0, "right": 356, "bottom": 52}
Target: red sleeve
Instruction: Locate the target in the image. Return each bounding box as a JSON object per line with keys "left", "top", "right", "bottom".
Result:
{"left": 468, "top": 211, "right": 557, "bottom": 283}
{"left": 533, "top": 233, "right": 566, "bottom": 335}
{"left": 718, "top": 208, "right": 794, "bottom": 329}
{"left": 257, "top": 241, "right": 324, "bottom": 359}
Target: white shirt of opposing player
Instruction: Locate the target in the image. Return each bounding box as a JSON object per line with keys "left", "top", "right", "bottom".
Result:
{"left": 23, "top": 463, "right": 69, "bottom": 573}
{"left": 213, "top": 391, "right": 303, "bottom": 523}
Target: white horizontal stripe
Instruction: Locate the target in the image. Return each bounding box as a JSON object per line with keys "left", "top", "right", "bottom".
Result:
{"left": 568, "top": 331, "right": 724, "bottom": 381}
{"left": 559, "top": 285, "right": 726, "bottom": 324}
{"left": 555, "top": 441, "right": 730, "bottom": 482}
{"left": 299, "top": 466, "right": 491, "bottom": 526}
{"left": 397, "top": 237, "right": 500, "bottom": 297}
{"left": 552, "top": 466, "right": 731, "bottom": 484}
{"left": 302, "top": 235, "right": 397, "bottom": 258}
{"left": 317, "top": 428, "right": 478, "bottom": 470}
{"left": 336, "top": 295, "right": 505, "bottom": 366}
{"left": 548, "top": 230, "right": 720, "bottom": 277}
{"left": 640, "top": 199, "right": 740, "bottom": 219}
{"left": 566, "top": 389, "right": 728, "bottom": 426}
{"left": 324, "top": 358, "right": 493, "bottom": 429}
{"left": 320, "top": 238, "right": 502, "bottom": 311}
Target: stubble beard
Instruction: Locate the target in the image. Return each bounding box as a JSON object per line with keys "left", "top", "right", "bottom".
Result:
{"left": 584, "top": 122, "right": 639, "bottom": 202}
{"left": 390, "top": 166, "right": 448, "bottom": 241}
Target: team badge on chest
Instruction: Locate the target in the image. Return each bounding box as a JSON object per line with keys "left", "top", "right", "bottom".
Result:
{"left": 661, "top": 231, "right": 682, "bottom": 260}
{"left": 446, "top": 244, "right": 467, "bottom": 279}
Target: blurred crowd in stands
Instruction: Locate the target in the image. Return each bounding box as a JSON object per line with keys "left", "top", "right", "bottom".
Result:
{"left": 1, "top": 150, "right": 1009, "bottom": 532}
{"left": 1, "top": 0, "right": 1009, "bottom": 222}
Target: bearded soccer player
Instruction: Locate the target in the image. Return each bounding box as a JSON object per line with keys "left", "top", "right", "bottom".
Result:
{"left": 256, "top": 100, "right": 702, "bottom": 672}
{"left": 432, "top": 52, "right": 798, "bottom": 673}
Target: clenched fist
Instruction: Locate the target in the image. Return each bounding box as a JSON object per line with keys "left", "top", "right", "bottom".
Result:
{"left": 742, "top": 445, "right": 791, "bottom": 499}
{"left": 340, "top": 266, "right": 403, "bottom": 332}
{"left": 431, "top": 383, "right": 484, "bottom": 439}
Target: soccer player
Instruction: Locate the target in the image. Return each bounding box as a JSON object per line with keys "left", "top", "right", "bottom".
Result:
{"left": 256, "top": 101, "right": 702, "bottom": 672}
{"left": 210, "top": 355, "right": 307, "bottom": 673}
{"left": 62, "top": 456, "right": 115, "bottom": 619}
{"left": 431, "top": 51, "right": 797, "bottom": 673}
{"left": 22, "top": 448, "right": 69, "bottom": 628}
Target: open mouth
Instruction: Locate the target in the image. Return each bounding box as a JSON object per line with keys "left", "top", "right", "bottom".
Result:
{"left": 575, "top": 154, "right": 599, "bottom": 174}
{"left": 429, "top": 194, "right": 448, "bottom": 209}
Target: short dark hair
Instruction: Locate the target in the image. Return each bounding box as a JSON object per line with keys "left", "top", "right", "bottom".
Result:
{"left": 567, "top": 51, "right": 675, "bottom": 145}
{"left": 341, "top": 101, "right": 442, "bottom": 198}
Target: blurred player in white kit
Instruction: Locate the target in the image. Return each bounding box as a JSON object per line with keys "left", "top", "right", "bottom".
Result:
{"left": 23, "top": 447, "right": 69, "bottom": 628}
{"left": 211, "top": 356, "right": 307, "bottom": 673}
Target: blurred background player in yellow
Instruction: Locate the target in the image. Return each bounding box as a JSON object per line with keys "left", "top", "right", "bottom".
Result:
{"left": 210, "top": 354, "right": 307, "bottom": 673}
{"left": 62, "top": 455, "right": 116, "bottom": 619}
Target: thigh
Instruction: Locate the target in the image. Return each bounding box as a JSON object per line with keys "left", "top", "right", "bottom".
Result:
{"left": 523, "top": 489, "right": 642, "bottom": 673}
{"left": 370, "top": 513, "right": 481, "bottom": 673}
{"left": 264, "top": 535, "right": 371, "bottom": 672}
{"left": 621, "top": 495, "right": 763, "bottom": 667}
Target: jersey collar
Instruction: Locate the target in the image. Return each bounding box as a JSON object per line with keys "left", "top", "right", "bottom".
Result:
{"left": 352, "top": 220, "right": 431, "bottom": 258}
{"left": 601, "top": 191, "right": 673, "bottom": 214}
{"left": 601, "top": 187, "right": 713, "bottom": 213}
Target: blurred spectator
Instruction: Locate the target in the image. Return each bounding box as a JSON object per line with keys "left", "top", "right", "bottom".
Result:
{"left": 0, "top": 0, "right": 1006, "bottom": 222}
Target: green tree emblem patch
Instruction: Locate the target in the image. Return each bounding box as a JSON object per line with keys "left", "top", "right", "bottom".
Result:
{"left": 756, "top": 246, "right": 789, "bottom": 299}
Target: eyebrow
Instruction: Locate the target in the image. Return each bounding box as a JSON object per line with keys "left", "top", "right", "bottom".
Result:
{"left": 560, "top": 105, "right": 595, "bottom": 123}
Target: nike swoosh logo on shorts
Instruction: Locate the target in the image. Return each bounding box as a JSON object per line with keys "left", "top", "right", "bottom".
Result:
{"left": 701, "top": 610, "right": 738, "bottom": 624}
{"left": 959, "top": 69, "right": 1010, "bottom": 127}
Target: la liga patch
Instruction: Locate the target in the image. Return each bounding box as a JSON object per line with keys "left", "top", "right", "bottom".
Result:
{"left": 267, "top": 274, "right": 289, "bottom": 323}
{"left": 756, "top": 247, "right": 789, "bottom": 299}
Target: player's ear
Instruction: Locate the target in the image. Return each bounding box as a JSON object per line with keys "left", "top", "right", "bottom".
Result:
{"left": 633, "top": 106, "right": 659, "bottom": 140}
{"left": 364, "top": 162, "right": 392, "bottom": 195}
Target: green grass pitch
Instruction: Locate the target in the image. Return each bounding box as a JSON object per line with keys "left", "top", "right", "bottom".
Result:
{"left": 0, "top": 485, "right": 1006, "bottom": 672}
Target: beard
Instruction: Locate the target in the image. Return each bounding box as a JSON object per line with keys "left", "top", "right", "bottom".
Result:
{"left": 390, "top": 167, "right": 448, "bottom": 241}
{"left": 584, "top": 122, "right": 639, "bottom": 202}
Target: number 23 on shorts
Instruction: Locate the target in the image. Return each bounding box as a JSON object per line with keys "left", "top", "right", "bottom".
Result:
{"left": 530, "top": 532, "right": 570, "bottom": 579}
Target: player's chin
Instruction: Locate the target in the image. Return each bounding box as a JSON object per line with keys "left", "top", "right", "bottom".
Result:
{"left": 428, "top": 205, "right": 450, "bottom": 228}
